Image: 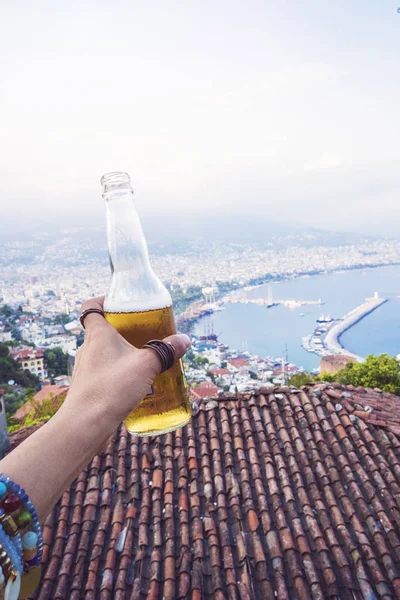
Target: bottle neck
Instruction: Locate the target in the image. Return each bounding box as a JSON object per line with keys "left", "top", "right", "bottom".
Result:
{"left": 102, "top": 173, "right": 172, "bottom": 312}
{"left": 105, "top": 191, "right": 152, "bottom": 275}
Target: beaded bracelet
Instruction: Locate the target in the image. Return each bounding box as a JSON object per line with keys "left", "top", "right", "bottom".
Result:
{"left": 0, "top": 522, "right": 23, "bottom": 574}
{"left": 0, "top": 474, "right": 43, "bottom": 599}
{"left": 0, "top": 476, "right": 43, "bottom": 560}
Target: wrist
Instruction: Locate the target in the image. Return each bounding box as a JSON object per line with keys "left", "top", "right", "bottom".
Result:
{"left": 57, "top": 394, "right": 119, "bottom": 446}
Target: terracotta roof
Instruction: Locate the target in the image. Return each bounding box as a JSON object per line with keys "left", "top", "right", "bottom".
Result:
{"left": 228, "top": 358, "right": 250, "bottom": 368}
{"left": 14, "top": 385, "right": 69, "bottom": 421}
{"left": 11, "top": 348, "right": 44, "bottom": 361}
{"left": 9, "top": 383, "right": 400, "bottom": 599}
{"left": 209, "top": 368, "right": 231, "bottom": 376}
{"left": 190, "top": 382, "right": 222, "bottom": 400}
{"left": 272, "top": 368, "right": 284, "bottom": 377}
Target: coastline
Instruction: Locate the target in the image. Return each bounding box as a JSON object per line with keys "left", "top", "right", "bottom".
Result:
{"left": 183, "top": 263, "right": 400, "bottom": 367}
{"left": 177, "top": 261, "right": 400, "bottom": 319}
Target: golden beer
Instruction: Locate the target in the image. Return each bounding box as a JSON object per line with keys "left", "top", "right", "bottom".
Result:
{"left": 105, "top": 307, "right": 191, "bottom": 436}
{"left": 101, "top": 170, "right": 191, "bottom": 436}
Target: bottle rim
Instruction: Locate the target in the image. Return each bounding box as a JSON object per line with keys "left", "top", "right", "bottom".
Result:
{"left": 100, "top": 171, "right": 131, "bottom": 186}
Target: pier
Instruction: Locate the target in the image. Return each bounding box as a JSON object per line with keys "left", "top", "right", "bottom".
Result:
{"left": 226, "top": 298, "right": 323, "bottom": 309}
{"left": 302, "top": 293, "right": 388, "bottom": 363}
{"left": 225, "top": 284, "right": 323, "bottom": 309}
{"left": 323, "top": 294, "right": 387, "bottom": 361}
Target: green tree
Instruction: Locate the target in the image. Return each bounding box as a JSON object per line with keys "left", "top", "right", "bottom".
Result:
{"left": 5, "top": 340, "right": 34, "bottom": 348}
{"left": 315, "top": 372, "right": 335, "bottom": 383}
{"left": 334, "top": 354, "right": 400, "bottom": 394}
{"left": 289, "top": 354, "right": 400, "bottom": 394}
{"left": 194, "top": 356, "right": 209, "bottom": 367}
{"left": 221, "top": 361, "right": 227, "bottom": 369}
{"left": 0, "top": 344, "right": 39, "bottom": 387}
{"left": 4, "top": 390, "right": 24, "bottom": 417}
{"left": 53, "top": 314, "right": 71, "bottom": 326}
{"left": 206, "top": 370, "right": 216, "bottom": 383}
{"left": 289, "top": 372, "right": 313, "bottom": 387}
{"left": 0, "top": 305, "right": 13, "bottom": 319}
{"left": 44, "top": 348, "right": 69, "bottom": 377}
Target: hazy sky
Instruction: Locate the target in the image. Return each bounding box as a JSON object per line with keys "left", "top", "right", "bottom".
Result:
{"left": 1, "top": 1, "right": 400, "bottom": 234}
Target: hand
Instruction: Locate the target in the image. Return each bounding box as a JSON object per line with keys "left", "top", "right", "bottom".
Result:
{"left": 0, "top": 296, "right": 192, "bottom": 523}
{"left": 65, "top": 296, "right": 191, "bottom": 429}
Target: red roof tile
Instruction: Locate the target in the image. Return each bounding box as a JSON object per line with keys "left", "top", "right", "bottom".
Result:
{"left": 228, "top": 358, "right": 250, "bottom": 368}
{"left": 8, "top": 383, "right": 400, "bottom": 599}
{"left": 209, "top": 368, "right": 231, "bottom": 376}
{"left": 190, "top": 382, "right": 222, "bottom": 400}
{"left": 14, "top": 386, "right": 69, "bottom": 421}
{"left": 11, "top": 348, "right": 44, "bottom": 360}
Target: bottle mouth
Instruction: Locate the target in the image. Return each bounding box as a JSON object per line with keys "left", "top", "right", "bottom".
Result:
{"left": 101, "top": 171, "right": 133, "bottom": 197}
{"left": 101, "top": 171, "right": 130, "bottom": 185}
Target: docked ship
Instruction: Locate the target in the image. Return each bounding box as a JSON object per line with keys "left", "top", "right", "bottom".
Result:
{"left": 316, "top": 314, "right": 334, "bottom": 324}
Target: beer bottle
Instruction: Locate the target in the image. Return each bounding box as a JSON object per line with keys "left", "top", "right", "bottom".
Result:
{"left": 101, "top": 171, "right": 191, "bottom": 436}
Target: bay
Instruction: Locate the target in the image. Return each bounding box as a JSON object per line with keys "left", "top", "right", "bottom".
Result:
{"left": 193, "top": 265, "right": 400, "bottom": 371}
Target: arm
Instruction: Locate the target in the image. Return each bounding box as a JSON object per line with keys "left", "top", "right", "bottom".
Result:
{"left": 0, "top": 297, "right": 190, "bottom": 522}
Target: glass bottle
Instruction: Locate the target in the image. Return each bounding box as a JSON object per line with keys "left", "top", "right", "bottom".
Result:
{"left": 101, "top": 171, "right": 191, "bottom": 436}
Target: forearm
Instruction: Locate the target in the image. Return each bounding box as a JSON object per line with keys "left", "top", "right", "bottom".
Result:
{"left": 0, "top": 398, "right": 116, "bottom": 523}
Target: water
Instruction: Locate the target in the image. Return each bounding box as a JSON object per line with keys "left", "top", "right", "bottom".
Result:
{"left": 193, "top": 266, "right": 400, "bottom": 370}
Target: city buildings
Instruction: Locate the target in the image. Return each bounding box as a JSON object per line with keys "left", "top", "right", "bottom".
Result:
{"left": 2, "top": 231, "right": 400, "bottom": 397}
{"left": 11, "top": 348, "right": 48, "bottom": 381}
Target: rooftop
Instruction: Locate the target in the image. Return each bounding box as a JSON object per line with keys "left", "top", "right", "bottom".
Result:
{"left": 10, "top": 383, "right": 400, "bottom": 600}
{"left": 190, "top": 381, "right": 222, "bottom": 400}
{"left": 11, "top": 348, "right": 44, "bottom": 361}
{"left": 228, "top": 358, "right": 250, "bottom": 368}
{"left": 14, "top": 385, "right": 69, "bottom": 421}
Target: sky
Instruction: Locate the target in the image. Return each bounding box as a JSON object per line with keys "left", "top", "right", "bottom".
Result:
{"left": 1, "top": 1, "right": 400, "bottom": 235}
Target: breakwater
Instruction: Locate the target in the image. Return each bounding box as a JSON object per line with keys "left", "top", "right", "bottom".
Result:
{"left": 323, "top": 295, "right": 388, "bottom": 362}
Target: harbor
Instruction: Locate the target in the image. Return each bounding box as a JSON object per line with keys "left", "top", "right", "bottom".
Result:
{"left": 225, "top": 285, "right": 323, "bottom": 309}
{"left": 302, "top": 293, "right": 388, "bottom": 362}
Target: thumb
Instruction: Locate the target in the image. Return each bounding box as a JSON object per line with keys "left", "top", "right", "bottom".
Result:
{"left": 138, "top": 333, "right": 191, "bottom": 378}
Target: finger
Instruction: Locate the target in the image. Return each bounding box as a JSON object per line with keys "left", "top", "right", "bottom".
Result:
{"left": 164, "top": 333, "right": 191, "bottom": 361}
{"left": 138, "top": 333, "right": 191, "bottom": 377}
{"left": 81, "top": 296, "right": 111, "bottom": 333}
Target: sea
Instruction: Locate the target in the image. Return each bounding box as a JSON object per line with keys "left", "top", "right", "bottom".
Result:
{"left": 193, "top": 265, "right": 400, "bottom": 371}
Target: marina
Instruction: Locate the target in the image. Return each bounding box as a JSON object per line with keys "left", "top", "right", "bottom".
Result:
{"left": 192, "top": 268, "right": 400, "bottom": 371}
{"left": 302, "top": 293, "right": 388, "bottom": 362}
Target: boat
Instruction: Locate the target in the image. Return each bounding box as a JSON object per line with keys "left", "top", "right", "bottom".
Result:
{"left": 300, "top": 312, "right": 305, "bottom": 317}
{"left": 316, "top": 314, "right": 334, "bottom": 323}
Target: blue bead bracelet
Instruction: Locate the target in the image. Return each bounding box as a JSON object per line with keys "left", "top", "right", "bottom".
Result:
{"left": 0, "top": 474, "right": 43, "bottom": 561}
{"left": 0, "top": 523, "right": 23, "bottom": 574}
